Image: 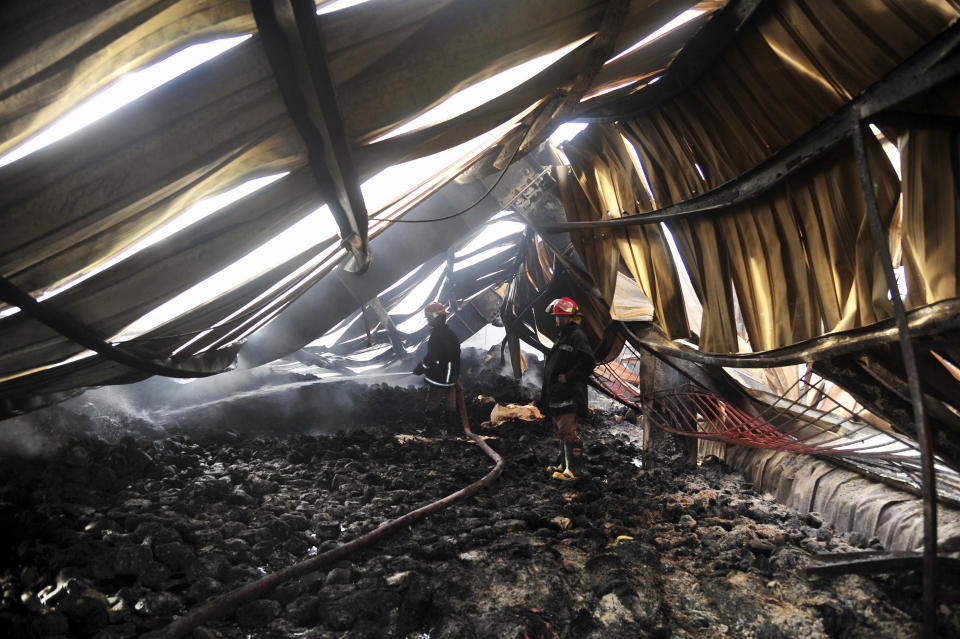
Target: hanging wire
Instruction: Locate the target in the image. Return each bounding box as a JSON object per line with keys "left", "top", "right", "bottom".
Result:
{"left": 367, "top": 120, "right": 537, "bottom": 224}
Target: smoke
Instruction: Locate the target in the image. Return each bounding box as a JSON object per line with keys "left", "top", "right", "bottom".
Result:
{"left": 523, "top": 364, "right": 543, "bottom": 390}
{"left": 0, "top": 343, "right": 544, "bottom": 453}
{"left": 0, "top": 367, "right": 282, "bottom": 455}
{"left": 0, "top": 412, "right": 65, "bottom": 459}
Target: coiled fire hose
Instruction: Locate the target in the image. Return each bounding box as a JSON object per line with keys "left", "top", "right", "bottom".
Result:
{"left": 144, "top": 385, "right": 503, "bottom": 639}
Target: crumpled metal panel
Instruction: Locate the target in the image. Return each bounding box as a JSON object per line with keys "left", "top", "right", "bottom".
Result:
{"left": 901, "top": 125, "right": 960, "bottom": 309}
{"left": 559, "top": 125, "right": 691, "bottom": 339}
{"left": 601, "top": 0, "right": 960, "bottom": 353}
{"left": 725, "top": 444, "right": 960, "bottom": 551}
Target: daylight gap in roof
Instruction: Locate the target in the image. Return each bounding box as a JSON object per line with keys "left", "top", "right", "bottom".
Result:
{"left": 309, "top": 312, "right": 361, "bottom": 349}
{"left": 316, "top": 0, "right": 372, "bottom": 16}
{"left": 347, "top": 344, "right": 393, "bottom": 362}
{"left": 453, "top": 244, "right": 515, "bottom": 272}
{"left": 392, "top": 262, "right": 447, "bottom": 317}
{"left": 660, "top": 221, "right": 703, "bottom": 339}
{"left": 218, "top": 306, "right": 289, "bottom": 350}
{"left": 370, "top": 36, "right": 592, "bottom": 144}
{"left": 169, "top": 240, "right": 343, "bottom": 357}
{"left": 869, "top": 123, "right": 902, "bottom": 179}
{"left": 550, "top": 123, "right": 589, "bottom": 146}
{"left": 582, "top": 79, "right": 644, "bottom": 102}
{"left": 365, "top": 105, "right": 537, "bottom": 230}
{"left": 606, "top": 8, "right": 704, "bottom": 65}
{"left": 0, "top": 35, "right": 251, "bottom": 170}
{"left": 189, "top": 252, "right": 344, "bottom": 357}
{"left": 455, "top": 219, "right": 527, "bottom": 257}
{"left": 621, "top": 135, "right": 657, "bottom": 208}
{"left": 0, "top": 349, "right": 97, "bottom": 385}
{"left": 111, "top": 205, "right": 340, "bottom": 343}
{"left": 0, "top": 172, "right": 289, "bottom": 321}
{"left": 59, "top": 174, "right": 287, "bottom": 298}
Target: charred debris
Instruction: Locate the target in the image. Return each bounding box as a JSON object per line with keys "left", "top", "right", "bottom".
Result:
{"left": 5, "top": 1, "right": 960, "bottom": 638}
{"left": 0, "top": 350, "right": 958, "bottom": 639}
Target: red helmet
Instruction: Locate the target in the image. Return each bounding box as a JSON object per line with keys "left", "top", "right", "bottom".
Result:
{"left": 547, "top": 297, "right": 581, "bottom": 316}
{"left": 424, "top": 301, "right": 447, "bottom": 319}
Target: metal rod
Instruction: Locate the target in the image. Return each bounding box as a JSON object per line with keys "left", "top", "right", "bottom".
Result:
{"left": 804, "top": 551, "right": 960, "bottom": 577}
{"left": 851, "top": 121, "right": 937, "bottom": 638}
{"left": 0, "top": 276, "right": 232, "bottom": 379}
{"left": 619, "top": 300, "right": 960, "bottom": 368}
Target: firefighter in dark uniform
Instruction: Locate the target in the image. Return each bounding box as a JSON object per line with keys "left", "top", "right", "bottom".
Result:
{"left": 413, "top": 302, "right": 462, "bottom": 435}
{"left": 541, "top": 297, "right": 595, "bottom": 480}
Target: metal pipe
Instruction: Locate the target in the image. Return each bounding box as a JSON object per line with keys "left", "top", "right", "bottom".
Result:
{"left": 852, "top": 121, "right": 937, "bottom": 638}
{"left": 144, "top": 384, "right": 503, "bottom": 639}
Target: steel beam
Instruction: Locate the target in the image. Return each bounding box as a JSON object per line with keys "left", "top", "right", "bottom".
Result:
{"left": 0, "top": 276, "right": 234, "bottom": 378}
{"left": 617, "top": 301, "right": 960, "bottom": 368}
{"left": 365, "top": 297, "right": 407, "bottom": 360}
{"left": 515, "top": 0, "right": 630, "bottom": 155}
{"left": 805, "top": 551, "right": 960, "bottom": 577}
{"left": 853, "top": 121, "right": 938, "bottom": 637}
{"left": 251, "top": 0, "right": 370, "bottom": 273}
{"left": 871, "top": 110, "right": 960, "bottom": 131}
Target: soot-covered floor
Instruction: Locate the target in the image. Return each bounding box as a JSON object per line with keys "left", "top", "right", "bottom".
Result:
{"left": 1, "top": 354, "right": 957, "bottom": 638}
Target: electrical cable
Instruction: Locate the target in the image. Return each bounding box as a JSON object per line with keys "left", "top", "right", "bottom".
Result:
{"left": 367, "top": 121, "right": 535, "bottom": 224}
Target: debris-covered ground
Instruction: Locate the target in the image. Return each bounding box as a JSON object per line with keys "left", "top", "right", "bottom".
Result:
{"left": 1, "top": 352, "right": 958, "bottom": 638}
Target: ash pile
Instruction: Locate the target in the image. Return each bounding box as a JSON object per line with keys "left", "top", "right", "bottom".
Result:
{"left": 0, "top": 349, "right": 957, "bottom": 638}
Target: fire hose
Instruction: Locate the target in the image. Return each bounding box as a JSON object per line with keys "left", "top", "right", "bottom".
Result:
{"left": 143, "top": 384, "right": 503, "bottom": 639}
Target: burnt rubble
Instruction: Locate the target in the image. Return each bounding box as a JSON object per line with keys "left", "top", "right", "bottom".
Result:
{"left": 1, "top": 353, "right": 959, "bottom": 638}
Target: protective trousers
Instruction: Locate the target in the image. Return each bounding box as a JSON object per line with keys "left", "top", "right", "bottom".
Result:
{"left": 551, "top": 413, "right": 583, "bottom": 478}
{"left": 425, "top": 384, "right": 460, "bottom": 436}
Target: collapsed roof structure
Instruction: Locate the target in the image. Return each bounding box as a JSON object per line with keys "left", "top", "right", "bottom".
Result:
{"left": 3, "top": 0, "right": 960, "bottom": 634}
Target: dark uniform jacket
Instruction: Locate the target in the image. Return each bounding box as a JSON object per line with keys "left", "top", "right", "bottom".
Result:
{"left": 541, "top": 323, "right": 595, "bottom": 417}
{"left": 414, "top": 323, "right": 461, "bottom": 386}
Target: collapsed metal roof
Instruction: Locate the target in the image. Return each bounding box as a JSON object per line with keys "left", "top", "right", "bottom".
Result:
{"left": 1, "top": 0, "right": 959, "bottom": 451}
{"left": 3, "top": 0, "right": 960, "bottom": 467}
{"left": 0, "top": 0, "right": 711, "bottom": 408}
{"left": 4, "top": 0, "right": 960, "bottom": 630}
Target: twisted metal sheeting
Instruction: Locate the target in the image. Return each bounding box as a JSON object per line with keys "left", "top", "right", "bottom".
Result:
{"left": 592, "top": 344, "right": 960, "bottom": 505}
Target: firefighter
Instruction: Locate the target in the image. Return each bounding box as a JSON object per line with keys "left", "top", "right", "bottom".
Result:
{"left": 413, "top": 301, "right": 462, "bottom": 435}
{"left": 541, "top": 296, "right": 595, "bottom": 480}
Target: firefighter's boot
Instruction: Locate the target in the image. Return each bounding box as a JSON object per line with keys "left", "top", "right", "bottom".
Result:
{"left": 552, "top": 440, "right": 584, "bottom": 481}
{"left": 546, "top": 440, "right": 565, "bottom": 475}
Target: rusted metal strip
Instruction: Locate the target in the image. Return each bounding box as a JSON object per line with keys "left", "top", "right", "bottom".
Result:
{"left": 852, "top": 121, "right": 938, "bottom": 638}
{"left": 515, "top": 0, "right": 630, "bottom": 156}
{"left": 621, "top": 303, "right": 960, "bottom": 368}
{"left": 805, "top": 551, "right": 960, "bottom": 578}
